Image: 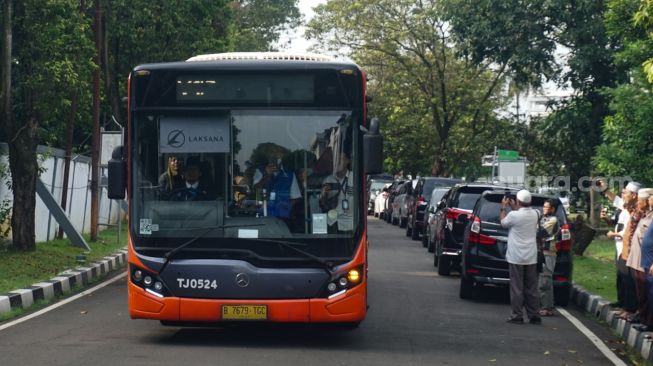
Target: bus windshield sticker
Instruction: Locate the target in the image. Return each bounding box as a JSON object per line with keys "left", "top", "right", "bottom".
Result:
{"left": 238, "top": 229, "right": 259, "bottom": 239}
{"left": 140, "top": 219, "right": 153, "bottom": 235}
{"left": 159, "top": 115, "right": 230, "bottom": 153}
{"left": 312, "top": 213, "right": 327, "bottom": 234}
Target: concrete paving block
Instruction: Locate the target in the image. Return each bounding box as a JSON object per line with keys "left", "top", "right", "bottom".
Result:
{"left": 64, "top": 271, "right": 83, "bottom": 288}
{"left": 51, "top": 277, "right": 71, "bottom": 293}
{"left": 616, "top": 318, "right": 627, "bottom": 336}
{"left": 9, "top": 289, "right": 33, "bottom": 308}
{"left": 627, "top": 326, "right": 639, "bottom": 348}
{"left": 32, "top": 282, "right": 55, "bottom": 300}
{"left": 642, "top": 336, "right": 653, "bottom": 361}
{"left": 76, "top": 266, "right": 93, "bottom": 282}
{"left": 101, "top": 260, "right": 110, "bottom": 274}
{"left": 0, "top": 296, "right": 10, "bottom": 315}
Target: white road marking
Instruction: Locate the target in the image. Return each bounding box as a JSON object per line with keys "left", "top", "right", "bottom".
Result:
{"left": 557, "top": 307, "right": 629, "bottom": 366}
{"left": 0, "top": 272, "right": 126, "bottom": 332}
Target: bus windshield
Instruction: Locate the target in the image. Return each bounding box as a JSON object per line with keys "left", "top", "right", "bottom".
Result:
{"left": 131, "top": 109, "right": 360, "bottom": 255}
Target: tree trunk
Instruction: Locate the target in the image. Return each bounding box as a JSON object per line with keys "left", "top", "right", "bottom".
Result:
{"left": 8, "top": 117, "right": 39, "bottom": 251}
{"left": 1, "top": 0, "right": 12, "bottom": 131}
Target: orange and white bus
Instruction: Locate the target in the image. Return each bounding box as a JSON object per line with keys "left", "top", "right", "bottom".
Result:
{"left": 107, "top": 52, "right": 383, "bottom": 326}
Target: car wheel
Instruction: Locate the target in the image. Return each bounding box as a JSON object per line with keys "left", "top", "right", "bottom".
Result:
{"left": 399, "top": 217, "right": 407, "bottom": 228}
{"left": 554, "top": 286, "right": 571, "bottom": 307}
{"left": 411, "top": 222, "right": 420, "bottom": 241}
{"left": 428, "top": 236, "right": 436, "bottom": 253}
{"left": 405, "top": 224, "right": 411, "bottom": 236}
{"left": 421, "top": 227, "right": 428, "bottom": 248}
{"left": 459, "top": 275, "right": 475, "bottom": 300}
{"left": 438, "top": 255, "right": 451, "bottom": 276}
{"left": 391, "top": 215, "right": 398, "bottom": 225}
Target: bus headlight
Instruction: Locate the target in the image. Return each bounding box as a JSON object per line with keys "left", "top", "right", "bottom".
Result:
{"left": 130, "top": 265, "right": 168, "bottom": 297}
{"left": 338, "top": 277, "right": 348, "bottom": 288}
{"left": 133, "top": 270, "right": 143, "bottom": 282}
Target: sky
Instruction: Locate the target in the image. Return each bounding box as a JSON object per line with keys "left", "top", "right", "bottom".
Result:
{"left": 279, "top": 0, "right": 327, "bottom": 53}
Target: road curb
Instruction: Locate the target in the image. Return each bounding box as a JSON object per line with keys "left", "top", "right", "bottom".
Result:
{"left": 571, "top": 283, "right": 653, "bottom": 363}
{"left": 0, "top": 249, "right": 127, "bottom": 317}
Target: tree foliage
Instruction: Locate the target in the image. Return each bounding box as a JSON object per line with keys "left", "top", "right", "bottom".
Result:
{"left": 0, "top": 0, "right": 301, "bottom": 251}
{"left": 308, "top": 0, "right": 508, "bottom": 176}
{"left": 231, "top": 0, "right": 301, "bottom": 51}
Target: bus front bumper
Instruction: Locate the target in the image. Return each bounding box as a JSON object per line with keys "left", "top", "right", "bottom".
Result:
{"left": 128, "top": 280, "right": 366, "bottom": 323}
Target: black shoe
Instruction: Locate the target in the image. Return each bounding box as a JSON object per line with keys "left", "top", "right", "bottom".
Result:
{"left": 634, "top": 325, "right": 650, "bottom": 332}
{"left": 507, "top": 317, "right": 524, "bottom": 324}
{"left": 529, "top": 316, "right": 542, "bottom": 325}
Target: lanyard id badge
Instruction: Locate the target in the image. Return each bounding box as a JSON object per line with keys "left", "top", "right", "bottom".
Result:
{"left": 340, "top": 175, "right": 349, "bottom": 211}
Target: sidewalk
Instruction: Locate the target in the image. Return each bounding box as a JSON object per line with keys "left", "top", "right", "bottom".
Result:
{"left": 571, "top": 283, "right": 653, "bottom": 363}
{"left": 0, "top": 249, "right": 127, "bottom": 316}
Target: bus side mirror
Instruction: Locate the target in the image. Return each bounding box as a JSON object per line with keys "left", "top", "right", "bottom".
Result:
{"left": 364, "top": 118, "right": 383, "bottom": 174}
{"left": 107, "top": 146, "right": 126, "bottom": 199}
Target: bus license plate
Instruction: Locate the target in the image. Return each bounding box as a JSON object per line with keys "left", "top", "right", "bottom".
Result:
{"left": 221, "top": 305, "right": 268, "bottom": 321}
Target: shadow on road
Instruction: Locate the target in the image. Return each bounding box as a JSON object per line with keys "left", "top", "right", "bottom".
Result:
{"left": 147, "top": 323, "right": 364, "bottom": 349}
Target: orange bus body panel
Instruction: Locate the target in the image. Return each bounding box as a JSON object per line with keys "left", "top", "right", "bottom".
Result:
{"left": 127, "top": 229, "right": 368, "bottom": 323}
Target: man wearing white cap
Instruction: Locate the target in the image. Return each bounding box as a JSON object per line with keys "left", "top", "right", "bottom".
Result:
{"left": 599, "top": 179, "right": 640, "bottom": 318}
{"left": 500, "top": 189, "right": 541, "bottom": 324}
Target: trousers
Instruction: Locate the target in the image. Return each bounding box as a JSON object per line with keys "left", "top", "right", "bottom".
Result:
{"left": 509, "top": 263, "right": 540, "bottom": 319}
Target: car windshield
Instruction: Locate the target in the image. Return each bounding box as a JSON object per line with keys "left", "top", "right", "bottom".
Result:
{"left": 131, "top": 110, "right": 361, "bottom": 256}
{"left": 429, "top": 188, "right": 449, "bottom": 206}
{"left": 452, "top": 188, "right": 491, "bottom": 210}
{"left": 478, "top": 195, "right": 567, "bottom": 225}
{"left": 370, "top": 181, "right": 391, "bottom": 192}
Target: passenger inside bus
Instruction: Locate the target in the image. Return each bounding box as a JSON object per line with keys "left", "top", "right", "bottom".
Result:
{"left": 252, "top": 145, "right": 302, "bottom": 225}
{"left": 158, "top": 155, "right": 184, "bottom": 200}
{"left": 169, "top": 158, "right": 213, "bottom": 201}
{"left": 319, "top": 150, "right": 354, "bottom": 232}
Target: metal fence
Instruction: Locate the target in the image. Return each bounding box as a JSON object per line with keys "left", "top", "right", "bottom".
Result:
{"left": 0, "top": 143, "right": 124, "bottom": 242}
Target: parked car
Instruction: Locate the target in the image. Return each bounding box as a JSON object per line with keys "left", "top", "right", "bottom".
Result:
{"left": 421, "top": 187, "right": 452, "bottom": 248}
{"left": 459, "top": 192, "right": 572, "bottom": 306}
{"left": 392, "top": 180, "right": 417, "bottom": 227}
{"left": 384, "top": 180, "right": 405, "bottom": 223}
{"left": 406, "top": 177, "right": 463, "bottom": 241}
{"left": 368, "top": 179, "right": 392, "bottom": 215}
{"left": 427, "top": 183, "right": 512, "bottom": 275}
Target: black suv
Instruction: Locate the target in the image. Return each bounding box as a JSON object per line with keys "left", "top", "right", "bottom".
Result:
{"left": 405, "top": 177, "right": 462, "bottom": 241}
{"left": 429, "top": 183, "right": 511, "bottom": 276}
{"left": 459, "top": 192, "right": 572, "bottom": 306}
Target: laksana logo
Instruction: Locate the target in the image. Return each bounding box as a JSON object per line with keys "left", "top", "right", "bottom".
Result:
{"left": 167, "top": 129, "right": 185, "bottom": 148}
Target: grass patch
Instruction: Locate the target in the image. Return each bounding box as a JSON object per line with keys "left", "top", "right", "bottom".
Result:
{"left": 572, "top": 238, "right": 616, "bottom": 302}
{"left": 0, "top": 225, "right": 127, "bottom": 294}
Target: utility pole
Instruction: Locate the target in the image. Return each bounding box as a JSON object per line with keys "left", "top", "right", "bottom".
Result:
{"left": 57, "top": 93, "right": 77, "bottom": 239}
{"left": 90, "top": 0, "right": 102, "bottom": 241}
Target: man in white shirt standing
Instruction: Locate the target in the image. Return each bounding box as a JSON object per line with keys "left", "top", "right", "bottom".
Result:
{"left": 500, "top": 189, "right": 541, "bottom": 325}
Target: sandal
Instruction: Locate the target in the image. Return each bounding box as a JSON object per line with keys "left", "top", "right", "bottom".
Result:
{"left": 539, "top": 309, "right": 554, "bottom": 317}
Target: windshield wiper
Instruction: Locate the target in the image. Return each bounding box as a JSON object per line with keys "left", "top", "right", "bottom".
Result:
{"left": 162, "top": 223, "right": 263, "bottom": 264}
{"left": 245, "top": 238, "right": 335, "bottom": 275}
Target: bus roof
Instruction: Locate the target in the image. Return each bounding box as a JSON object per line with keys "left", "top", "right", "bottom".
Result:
{"left": 186, "top": 52, "right": 335, "bottom": 63}
{"left": 133, "top": 52, "right": 359, "bottom": 73}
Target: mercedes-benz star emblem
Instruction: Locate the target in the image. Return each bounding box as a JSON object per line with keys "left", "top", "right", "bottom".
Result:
{"left": 167, "top": 129, "right": 185, "bottom": 148}
{"left": 235, "top": 273, "right": 250, "bottom": 288}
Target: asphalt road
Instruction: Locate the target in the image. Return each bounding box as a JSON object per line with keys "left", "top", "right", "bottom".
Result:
{"left": 0, "top": 217, "right": 632, "bottom": 365}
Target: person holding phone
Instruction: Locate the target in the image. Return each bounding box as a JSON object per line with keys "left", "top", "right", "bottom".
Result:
{"left": 253, "top": 151, "right": 302, "bottom": 220}
{"left": 500, "top": 190, "right": 542, "bottom": 325}
{"left": 599, "top": 179, "right": 641, "bottom": 318}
